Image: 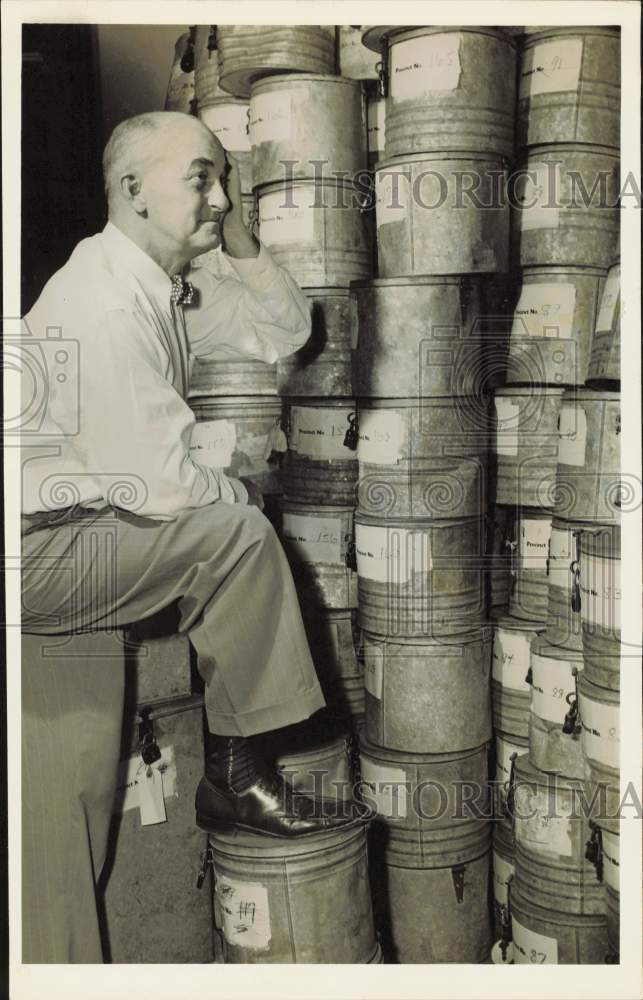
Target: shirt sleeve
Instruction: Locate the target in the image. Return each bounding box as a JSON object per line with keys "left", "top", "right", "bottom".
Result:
{"left": 81, "top": 307, "right": 249, "bottom": 519}
{"left": 184, "top": 242, "right": 312, "bottom": 363}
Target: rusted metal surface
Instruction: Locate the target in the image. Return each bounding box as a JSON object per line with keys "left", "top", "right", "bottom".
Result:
{"left": 517, "top": 28, "right": 620, "bottom": 149}
{"left": 375, "top": 153, "right": 510, "bottom": 276}
{"left": 553, "top": 389, "right": 620, "bottom": 522}
{"left": 277, "top": 289, "right": 353, "bottom": 397}
{"left": 249, "top": 74, "right": 367, "bottom": 188}
{"left": 217, "top": 25, "right": 337, "bottom": 99}
{"left": 384, "top": 27, "right": 517, "bottom": 159}
{"left": 363, "top": 627, "right": 492, "bottom": 752}
{"left": 528, "top": 637, "right": 585, "bottom": 778}
{"left": 580, "top": 524, "right": 620, "bottom": 689}
{"left": 588, "top": 260, "right": 620, "bottom": 384}
{"left": 493, "top": 386, "right": 563, "bottom": 508}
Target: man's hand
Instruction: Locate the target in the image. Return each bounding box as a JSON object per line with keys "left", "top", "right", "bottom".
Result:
{"left": 239, "top": 476, "right": 265, "bottom": 511}
{"left": 222, "top": 154, "right": 260, "bottom": 259}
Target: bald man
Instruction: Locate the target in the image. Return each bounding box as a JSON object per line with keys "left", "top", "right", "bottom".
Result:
{"left": 21, "top": 112, "right": 360, "bottom": 963}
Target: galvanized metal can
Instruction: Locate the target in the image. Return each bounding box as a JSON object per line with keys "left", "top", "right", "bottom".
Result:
{"left": 579, "top": 524, "right": 621, "bottom": 690}
{"left": 356, "top": 399, "right": 487, "bottom": 520}
{"left": 383, "top": 27, "right": 517, "bottom": 160}
{"left": 209, "top": 824, "right": 377, "bottom": 962}
{"left": 514, "top": 144, "right": 620, "bottom": 269}
{"left": 493, "top": 387, "right": 564, "bottom": 508}
{"left": 277, "top": 288, "right": 353, "bottom": 397}
{"left": 301, "top": 608, "right": 364, "bottom": 728}
{"left": 249, "top": 74, "right": 367, "bottom": 188}
{"left": 280, "top": 500, "right": 357, "bottom": 609}
{"left": 217, "top": 25, "right": 337, "bottom": 99}
{"left": 506, "top": 507, "right": 552, "bottom": 623}
{"left": 355, "top": 513, "right": 485, "bottom": 638}
{"left": 510, "top": 883, "right": 608, "bottom": 964}
{"left": 197, "top": 98, "right": 253, "bottom": 193}
{"left": 588, "top": 259, "right": 620, "bottom": 385}
{"left": 351, "top": 276, "right": 486, "bottom": 398}
{"left": 360, "top": 736, "right": 492, "bottom": 963}
{"left": 492, "top": 821, "right": 515, "bottom": 941}
{"left": 487, "top": 505, "right": 514, "bottom": 613}
{"left": 193, "top": 25, "right": 227, "bottom": 105}
{"left": 282, "top": 400, "right": 358, "bottom": 506}
{"left": 165, "top": 31, "right": 195, "bottom": 113}
{"left": 375, "top": 153, "right": 510, "bottom": 276}
{"left": 366, "top": 89, "right": 386, "bottom": 170}
{"left": 507, "top": 265, "right": 607, "bottom": 387}
{"left": 256, "top": 179, "right": 372, "bottom": 288}
{"left": 553, "top": 389, "right": 621, "bottom": 522}
{"left": 493, "top": 735, "right": 528, "bottom": 841}
{"left": 517, "top": 28, "right": 620, "bottom": 149}
{"left": 258, "top": 711, "right": 354, "bottom": 802}
{"left": 362, "top": 627, "right": 492, "bottom": 752}
{"left": 585, "top": 821, "right": 620, "bottom": 959}
{"left": 492, "top": 615, "right": 545, "bottom": 739}
{"left": 189, "top": 395, "right": 284, "bottom": 494}
{"left": 528, "top": 638, "right": 585, "bottom": 778}
{"left": 188, "top": 351, "right": 277, "bottom": 397}
{"left": 339, "top": 26, "right": 380, "bottom": 80}
{"left": 579, "top": 672, "right": 620, "bottom": 822}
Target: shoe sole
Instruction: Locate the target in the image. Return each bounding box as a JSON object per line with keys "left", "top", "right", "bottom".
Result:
{"left": 195, "top": 812, "right": 367, "bottom": 838}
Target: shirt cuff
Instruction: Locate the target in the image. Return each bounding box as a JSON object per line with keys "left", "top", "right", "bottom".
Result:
{"left": 224, "top": 243, "right": 284, "bottom": 293}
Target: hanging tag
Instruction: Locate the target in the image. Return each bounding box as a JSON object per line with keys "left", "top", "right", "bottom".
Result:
{"left": 139, "top": 766, "right": 167, "bottom": 826}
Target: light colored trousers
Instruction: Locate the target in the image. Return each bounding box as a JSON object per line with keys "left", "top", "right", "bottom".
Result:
{"left": 20, "top": 502, "right": 325, "bottom": 962}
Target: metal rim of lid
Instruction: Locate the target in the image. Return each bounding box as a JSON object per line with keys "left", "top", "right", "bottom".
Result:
{"left": 376, "top": 150, "right": 508, "bottom": 170}
{"left": 578, "top": 671, "right": 620, "bottom": 705}
{"left": 492, "top": 613, "right": 548, "bottom": 633}
{"left": 350, "top": 275, "right": 484, "bottom": 289}
{"left": 387, "top": 24, "right": 517, "bottom": 46}
{"left": 494, "top": 385, "right": 565, "bottom": 397}
{"left": 520, "top": 142, "right": 621, "bottom": 159}
{"left": 518, "top": 264, "right": 608, "bottom": 278}
{"left": 560, "top": 387, "right": 621, "bottom": 401}
{"left": 189, "top": 396, "right": 281, "bottom": 410}
{"left": 530, "top": 635, "right": 585, "bottom": 663}
{"left": 359, "top": 732, "right": 490, "bottom": 765}
{"left": 354, "top": 511, "right": 483, "bottom": 529}
{"left": 522, "top": 24, "right": 621, "bottom": 45}
{"left": 255, "top": 176, "right": 368, "bottom": 196}
{"left": 578, "top": 522, "right": 621, "bottom": 551}
{"left": 249, "top": 72, "right": 363, "bottom": 94}
{"left": 196, "top": 96, "right": 249, "bottom": 111}
{"left": 360, "top": 25, "right": 397, "bottom": 52}
{"left": 361, "top": 625, "right": 493, "bottom": 648}
{"left": 513, "top": 750, "right": 585, "bottom": 790}
{"left": 280, "top": 500, "right": 355, "bottom": 514}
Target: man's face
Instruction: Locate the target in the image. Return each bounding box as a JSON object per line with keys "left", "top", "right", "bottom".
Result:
{"left": 138, "top": 121, "right": 230, "bottom": 261}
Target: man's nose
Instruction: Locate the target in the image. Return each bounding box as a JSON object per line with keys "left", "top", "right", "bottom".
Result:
{"left": 207, "top": 180, "right": 229, "bottom": 213}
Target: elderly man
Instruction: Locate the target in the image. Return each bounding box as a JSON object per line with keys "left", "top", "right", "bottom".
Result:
{"left": 21, "top": 111, "right": 358, "bottom": 963}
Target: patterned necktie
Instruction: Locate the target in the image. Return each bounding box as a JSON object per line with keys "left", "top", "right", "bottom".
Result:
{"left": 170, "top": 274, "right": 194, "bottom": 306}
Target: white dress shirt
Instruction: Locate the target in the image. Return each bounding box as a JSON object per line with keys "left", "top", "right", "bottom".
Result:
{"left": 21, "top": 222, "right": 311, "bottom": 519}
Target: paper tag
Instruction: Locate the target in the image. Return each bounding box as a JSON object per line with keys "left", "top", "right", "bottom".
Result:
{"left": 548, "top": 525, "right": 575, "bottom": 591}
{"left": 364, "top": 643, "right": 384, "bottom": 699}
{"left": 530, "top": 651, "right": 576, "bottom": 724}
{"left": 355, "top": 522, "right": 432, "bottom": 583}
{"left": 367, "top": 97, "right": 386, "bottom": 153}
{"left": 259, "top": 189, "right": 315, "bottom": 245}
{"left": 520, "top": 518, "right": 551, "bottom": 570}
{"left": 492, "top": 628, "right": 532, "bottom": 691}
{"left": 360, "top": 757, "right": 408, "bottom": 818}
{"left": 519, "top": 161, "right": 561, "bottom": 231}
{"left": 512, "top": 917, "right": 558, "bottom": 964}
{"left": 199, "top": 102, "right": 251, "bottom": 152}
{"left": 376, "top": 169, "right": 409, "bottom": 227}
{"left": 350, "top": 296, "right": 360, "bottom": 350}
{"left": 390, "top": 33, "right": 461, "bottom": 98}
{"left": 558, "top": 406, "right": 587, "bottom": 467}
{"left": 511, "top": 283, "right": 576, "bottom": 340}
{"left": 282, "top": 512, "right": 343, "bottom": 564}
{"left": 596, "top": 267, "right": 620, "bottom": 333}
{"left": 514, "top": 783, "right": 573, "bottom": 856}
{"left": 602, "top": 830, "right": 620, "bottom": 893}
{"left": 138, "top": 767, "right": 167, "bottom": 826}
{"left": 580, "top": 553, "right": 621, "bottom": 629}
{"left": 519, "top": 38, "right": 583, "bottom": 98}
{"left": 492, "top": 850, "right": 515, "bottom": 906}
{"left": 248, "top": 91, "right": 292, "bottom": 145}
{"left": 494, "top": 397, "right": 520, "bottom": 456}
{"left": 357, "top": 409, "right": 404, "bottom": 465}
{"left": 580, "top": 694, "right": 620, "bottom": 770}
{"left": 289, "top": 406, "right": 355, "bottom": 460}
{"left": 116, "top": 745, "right": 177, "bottom": 816}
{"left": 216, "top": 877, "right": 271, "bottom": 950}
{"left": 190, "top": 419, "right": 237, "bottom": 469}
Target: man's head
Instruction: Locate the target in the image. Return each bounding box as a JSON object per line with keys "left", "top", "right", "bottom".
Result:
{"left": 103, "top": 111, "right": 230, "bottom": 272}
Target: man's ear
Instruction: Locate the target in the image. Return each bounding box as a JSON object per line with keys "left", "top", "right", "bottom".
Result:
{"left": 120, "top": 173, "right": 146, "bottom": 214}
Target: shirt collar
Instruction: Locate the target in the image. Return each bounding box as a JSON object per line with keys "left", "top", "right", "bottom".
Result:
{"left": 100, "top": 221, "right": 175, "bottom": 307}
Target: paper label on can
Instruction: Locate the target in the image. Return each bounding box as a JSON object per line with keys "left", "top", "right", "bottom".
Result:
{"left": 530, "top": 652, "right": 576, "bottom": 724}
{"left": 367, "top": 97, "right": 386, "bottom": 153}
{"left": 363, "top": 643, "right": 384, "bottom": 699}
{"left": 596, "top": 268, "right": 620, "bottom": 333}
{"left": 289, "top": 406, "right": 356, "bottom": 460}
{"left": 512, "top": 916, "right": 559, "bottom": 964}
{"left": 357, "top": 409, "right": 404, "bottom": 465}
{"left": 519, "top": 161, "right": 561, "bottom": 231}
{"left": 116, "top": 745, "right": 177, "bottom": 822}
{"left": 248, "top": 91, "right": 292, "bottom": 144}
{"left": 548, "top": 525, "right": 575, "bottom": 590}
{"left": 580, "top": 552, "right": 621, "bottom": 629}
{"left": 602, "top": 830, "right": 620, "bottom": 893}
{"left": 350, "top": 296, "right": 359, "bottom": 350}
{"left": 580, "top": 694, "right": 620, "bottom": 770}
{"left": 511, "top": 283, "right": 576, "bottom": 340}
{"left": 200, "top": 102, "right": 251, "bottom": 152}
{"left": 557, "top": 405, "right": 587, "bottom": 467}
{"left": 514, "top": 783, "right": 573, "bottom": 856}
{"left": 494, "top": 397, "right": 520, "bottom": 456}
{"left": 519, "top": 518, "right": 551, "bottom": 570}
{"left": 492, "top": 628, "right": 532, "bottom": 691}
{"left": 189, "top": 420, "right": 237, "bottom": 469}
{"left": 355, "top": 522, "right": 432, "bottom": 583}
{"left": 282, "top": 512, "right": 343, "bottom": 565}
{"left": 519, "top": 38, "right": 583, "bottom": 98}
{"left": 492, "top": 850, "right": 515, "bottom": 906}
{"left": 359, "top": 757, "right": 408, "bottom": 818}
{"left": 215, "top": 877, "right": 271, "bottom": 950}
{"left": 390, "top": 33, "right": 461, "bottom": 98}
{"left": 258, "top": 190, "right": 314, "bottom": 245}
{"left": 375, "top": 169, "right": 409, "bottom": 227}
